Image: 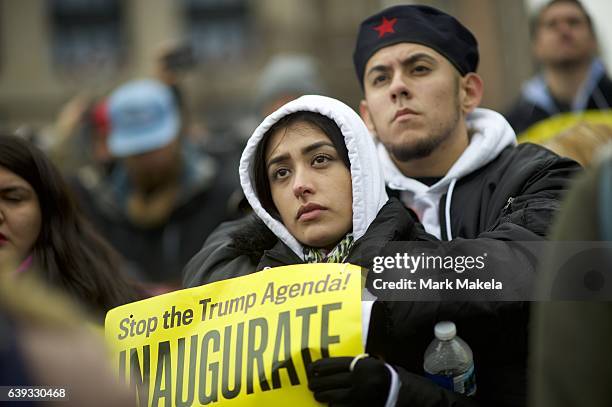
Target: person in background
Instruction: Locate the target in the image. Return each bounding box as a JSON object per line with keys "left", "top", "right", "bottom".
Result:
{"left": 505, "top": 0, "right": 612, "bottom": 136}
{"left": 256, "top": 53, "right": 325, "bottom": 117}
{"left": 0, "top": 265, "right": 134, "bottom": 406}
{"left": 49, "top": 94, "right": 115, "bottom": 178}
{"left": 0, "top": 134, "right": 135, "bottom": 320}
{"left": 233, "top": 53, "right": 326, "bottom": 145}
{"left": 530, "top": 146, "right": 612, "bottom": 406}
{"left": 70, "top": 79, "right": 234, "bottom": 287}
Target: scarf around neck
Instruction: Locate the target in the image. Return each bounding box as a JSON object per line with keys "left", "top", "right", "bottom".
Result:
{"left": 303, "top": 233, "right": 354, "bottom": 264}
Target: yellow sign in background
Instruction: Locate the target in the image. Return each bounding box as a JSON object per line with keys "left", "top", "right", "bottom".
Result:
{"left": 105, "top": 264, "right": 364, "bottom": 406}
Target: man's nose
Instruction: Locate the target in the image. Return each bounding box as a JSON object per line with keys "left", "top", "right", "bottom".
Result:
{"left": 389, "top": 73, "right": 410, "bottom": 102}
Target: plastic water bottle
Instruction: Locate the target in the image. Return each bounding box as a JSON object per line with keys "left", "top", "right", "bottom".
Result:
{"left": 423, "top": 321, "right": 476, "bottom": 396}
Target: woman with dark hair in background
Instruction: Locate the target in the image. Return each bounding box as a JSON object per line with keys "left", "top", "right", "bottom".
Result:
{"left": 0, "top": 134, "right": 135, "bottom": 318}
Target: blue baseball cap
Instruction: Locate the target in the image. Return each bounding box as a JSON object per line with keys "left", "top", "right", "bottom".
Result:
{"left": 108, "top": 79, "right": 180, "bottom": 157}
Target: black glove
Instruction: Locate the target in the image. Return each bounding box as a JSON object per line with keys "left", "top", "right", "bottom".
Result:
{"left": 307, "top": 356, "right": 391, "bottom": 407}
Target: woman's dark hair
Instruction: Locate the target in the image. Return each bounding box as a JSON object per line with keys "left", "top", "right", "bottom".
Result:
{"left": 0, "top": 134, "right": 135, "bottom": 316}
{"left": 253, "top": 111, "right": 350, "bottom": 216}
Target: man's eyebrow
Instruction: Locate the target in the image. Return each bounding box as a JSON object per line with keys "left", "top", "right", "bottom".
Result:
{"left": 402, "top": 52, "right": 437, "bottom": 66}
{"left": 366, "top": 52, "right": 437, "bottom": 77}
{"left": 366, "top": 64, "right": 390, "bottom": 77}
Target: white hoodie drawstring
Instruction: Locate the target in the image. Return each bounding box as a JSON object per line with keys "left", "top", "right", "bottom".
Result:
{"left": 445, "top": 178, "right": 457, "bottom": 240}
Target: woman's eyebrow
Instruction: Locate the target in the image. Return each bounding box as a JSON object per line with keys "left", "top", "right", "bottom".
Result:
{"left": 266, "top": 140, "right": 336, "bottom": 170}
{"left": 301, "top": 141, "right": 335, "bottom": 155}
{"left": 266, "top": 153, "right": 290, "bottom": 170}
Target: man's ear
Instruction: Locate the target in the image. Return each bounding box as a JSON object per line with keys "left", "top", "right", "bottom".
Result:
{"left": 459, "top": 73, "right": 483, "bottom": 115}
{"left": 359, "top": 99, "right": 376, "bottom": 136}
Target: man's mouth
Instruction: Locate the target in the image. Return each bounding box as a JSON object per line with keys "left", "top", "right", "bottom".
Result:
{"left": 393, "top": 108, "right": 418, "bottom": 122}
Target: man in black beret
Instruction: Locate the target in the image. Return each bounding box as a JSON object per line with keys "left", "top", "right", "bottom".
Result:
{"left": 305, "top": 4, "right": 582, "bottom": 407}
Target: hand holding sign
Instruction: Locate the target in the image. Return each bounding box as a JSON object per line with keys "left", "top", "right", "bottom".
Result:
{"left": 307, "top": 356, "right": 390, "bottom": 407}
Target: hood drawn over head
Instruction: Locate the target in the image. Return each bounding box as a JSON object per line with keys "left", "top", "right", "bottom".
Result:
{"left": 240, "top": 95, "right": 388, "bottom": 259}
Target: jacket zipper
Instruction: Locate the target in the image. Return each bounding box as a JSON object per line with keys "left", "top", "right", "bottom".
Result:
{"left": 502, "top": 197, "right": 515, "bottom": 215}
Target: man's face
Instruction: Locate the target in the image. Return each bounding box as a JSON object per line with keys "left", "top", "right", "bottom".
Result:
{"left": 124, "top": 139, "right": 180, "bottom": 192}
{"left": 533, "top": 2, "right": 596, "bottom": 68}
{"left": 359, "top": 42, "right": 463, "bottom": 162}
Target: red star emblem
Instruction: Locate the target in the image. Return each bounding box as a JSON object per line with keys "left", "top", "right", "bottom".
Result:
{"left": 373, "top": 16, "right": 397, "bottom": 38}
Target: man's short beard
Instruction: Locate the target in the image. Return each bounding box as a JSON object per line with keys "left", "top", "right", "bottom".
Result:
{"left": 386, "top": 132, "right": 450, "bottom": 161}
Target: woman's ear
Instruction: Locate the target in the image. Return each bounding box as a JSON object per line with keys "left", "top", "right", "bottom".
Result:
{"left": 459, "top": 73, "right": 483, "bottom": 115}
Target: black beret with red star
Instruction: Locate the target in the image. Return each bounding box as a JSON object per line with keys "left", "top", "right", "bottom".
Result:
{"left": 353, "top": 5, "right": 479, "bottom": 87}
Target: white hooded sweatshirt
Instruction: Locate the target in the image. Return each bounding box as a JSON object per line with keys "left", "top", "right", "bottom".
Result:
{"left": 378, "top": 108, "right": 517, "bottom": 239}
{"left": 240, "top": 94, "right": 388, "bottom": 259}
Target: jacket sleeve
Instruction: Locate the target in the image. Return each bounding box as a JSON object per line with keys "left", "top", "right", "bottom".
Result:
{"left": 182, "top": 215, "right": 259, "bottom": 287}
{"left": 482, "top": 147, "right": 582, "bottom": 239}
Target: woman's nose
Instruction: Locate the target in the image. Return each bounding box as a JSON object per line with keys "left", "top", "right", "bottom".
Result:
{"left": 292, "top": 170, "right": 314, "bottom": 198}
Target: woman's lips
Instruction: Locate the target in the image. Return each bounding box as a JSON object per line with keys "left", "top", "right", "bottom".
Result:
{"left": 298, "top": 208, "right": 325, "bottom": 222}
{"left": 297, "top": 202, "right": 327, "bottom": 222}
{"left": 0, "top": 233, "right": 8, "bottom": 245}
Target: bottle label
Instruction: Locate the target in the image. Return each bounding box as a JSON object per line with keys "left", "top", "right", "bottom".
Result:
{"left": 425, "top": 364, "right": 476, "bottom": 396}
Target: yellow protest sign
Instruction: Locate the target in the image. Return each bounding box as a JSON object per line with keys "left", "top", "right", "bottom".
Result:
{"left": 517, "top": 109, "right": 612, "bottom": 144}
{"left": 105, "top": 263, "right": 364, "bottom": 407}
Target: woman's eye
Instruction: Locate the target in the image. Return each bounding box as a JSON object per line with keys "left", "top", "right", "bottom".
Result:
{"left": 273, "top": 168, "right": 290, "bottom": 180}
{"left": 312, "top": 154, "right": 331, "bottom": 166}
{"left": 3, "top": 195, "right": 23, "bottom": 203}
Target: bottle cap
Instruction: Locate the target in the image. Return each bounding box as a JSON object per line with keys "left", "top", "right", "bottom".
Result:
{"left": 434, "top": 321, "right": 456, "bottom": 340}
